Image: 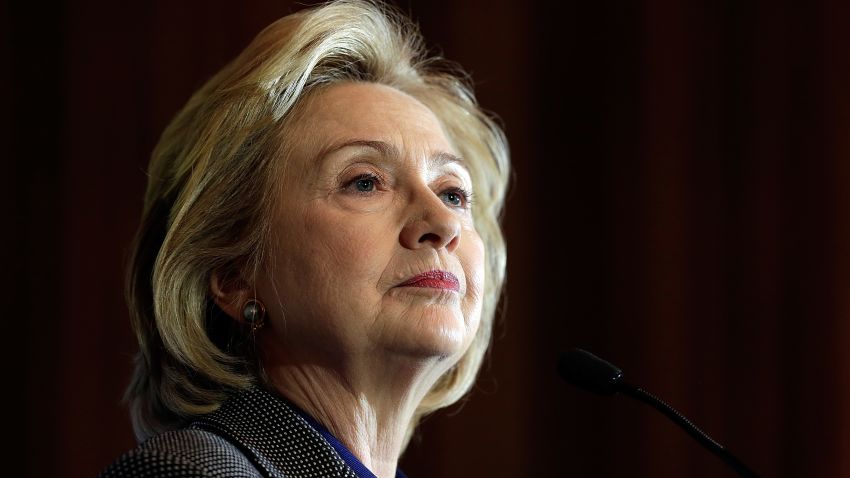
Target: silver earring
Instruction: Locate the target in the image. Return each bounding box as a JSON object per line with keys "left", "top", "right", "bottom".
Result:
{"left": 242, "top": 299, "right": 266, "bottom": 331}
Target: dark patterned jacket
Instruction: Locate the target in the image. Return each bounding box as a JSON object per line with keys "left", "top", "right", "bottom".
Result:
{"left": 100, "top": 386, "right": 359, "bottom": 477}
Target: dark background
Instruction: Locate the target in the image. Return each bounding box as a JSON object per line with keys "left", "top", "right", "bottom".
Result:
{"left": 6, "top": 0, "right": 850, "bottom": 476}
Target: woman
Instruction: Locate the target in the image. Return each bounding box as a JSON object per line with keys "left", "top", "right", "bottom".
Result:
{"left": 101, "top": 1, "right": 509, "bottom": 477}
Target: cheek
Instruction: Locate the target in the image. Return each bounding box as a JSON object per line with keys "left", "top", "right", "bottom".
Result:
{"left": 261, "top": 207, "right": 393, "bottom": 350}
{"left": 461, "top": 229, "right": 487, "bottom": 320}
{"left": 287, "top": 208, "right": 390, "bottom": 298}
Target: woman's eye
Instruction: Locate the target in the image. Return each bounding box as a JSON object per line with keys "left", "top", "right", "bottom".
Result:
{"left": 439, "top": 188, "right": 472, "bottom": 209}
{"left": 355, "top": 178, "right": 375, "bottom": 192}
{"left": 345, "top": 173, "right": 381, "bottom": 193}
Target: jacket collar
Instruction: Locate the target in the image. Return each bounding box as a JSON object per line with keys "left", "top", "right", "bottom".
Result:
{"left": 191, "top": 385, "right": 357, "bottom": 478}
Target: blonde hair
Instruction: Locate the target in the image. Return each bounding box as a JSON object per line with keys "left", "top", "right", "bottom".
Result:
{"left": 126, "top": 0, "right": 510, "bottom": 447}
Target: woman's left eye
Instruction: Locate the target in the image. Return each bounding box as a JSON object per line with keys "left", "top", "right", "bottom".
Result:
{"left": 439, "top": 188, "right": 473, "bottom": 209}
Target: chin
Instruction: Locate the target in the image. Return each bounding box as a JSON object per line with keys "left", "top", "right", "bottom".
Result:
{"left": 384, "top": 305, "right": 478, "bottom": 360}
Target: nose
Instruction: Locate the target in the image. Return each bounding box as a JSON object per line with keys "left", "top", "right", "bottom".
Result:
{"left": 399, "top": 188, "right": 462, "bottom": 252}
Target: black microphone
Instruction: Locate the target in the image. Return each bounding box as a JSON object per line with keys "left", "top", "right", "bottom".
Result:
{"left": 558, "top": 348, "right": 759, "bottom": 478}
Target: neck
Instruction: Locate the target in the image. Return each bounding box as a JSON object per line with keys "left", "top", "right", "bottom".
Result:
{"left": 262, "top": 350, "right": 449, "bottom": 478}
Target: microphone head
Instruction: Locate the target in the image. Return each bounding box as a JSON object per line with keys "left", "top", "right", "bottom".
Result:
{"left": 558, "top": 348, "right": 624, "bottom": 395}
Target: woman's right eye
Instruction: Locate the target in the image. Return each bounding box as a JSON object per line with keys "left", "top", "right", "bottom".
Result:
{"left": 344, "top": 173, "right": 382, "bottom": 194}
{"left": 354, "top": 177, "right": 375, "bottom": 192}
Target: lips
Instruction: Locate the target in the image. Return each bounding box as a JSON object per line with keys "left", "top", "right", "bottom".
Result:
{"left": 398, "top": 270, "right": 460, "bottom": 292}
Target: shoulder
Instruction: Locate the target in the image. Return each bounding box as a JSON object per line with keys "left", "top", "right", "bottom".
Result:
{"left": 99, "top": 428, "right": 263, "bottom": 478}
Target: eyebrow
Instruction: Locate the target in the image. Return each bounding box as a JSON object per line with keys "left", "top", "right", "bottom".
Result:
{"left": 318, "top": 139, "right": 466, "bottom": 170}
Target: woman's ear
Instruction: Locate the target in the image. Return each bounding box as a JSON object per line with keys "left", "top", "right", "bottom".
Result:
{"left": 210, "top": 270, "right": 252, "bottom": 322}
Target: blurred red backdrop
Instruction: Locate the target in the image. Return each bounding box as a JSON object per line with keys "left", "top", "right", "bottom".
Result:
{"left": 5, "top": 0, "right": 850, "bottom": 476}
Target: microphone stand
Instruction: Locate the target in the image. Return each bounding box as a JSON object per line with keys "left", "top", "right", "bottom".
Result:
{"left": 559, "top": 348, "right": 760, "bottom": 478}
{"left": 617, "top": 382, "right": 758, "bottom": 478}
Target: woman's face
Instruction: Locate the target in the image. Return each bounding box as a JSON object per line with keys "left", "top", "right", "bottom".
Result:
{"left": 257, "top": 82, "right": 485, "bottom": 366}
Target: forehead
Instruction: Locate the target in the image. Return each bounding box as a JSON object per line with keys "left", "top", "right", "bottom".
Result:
{"left": 286, "top": 82, "right": 458, "bottom": 161}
